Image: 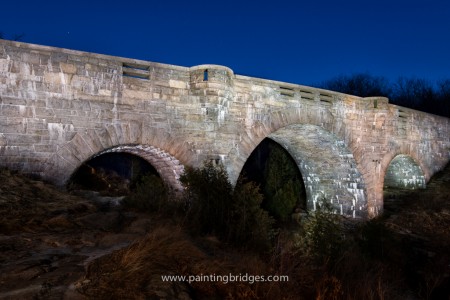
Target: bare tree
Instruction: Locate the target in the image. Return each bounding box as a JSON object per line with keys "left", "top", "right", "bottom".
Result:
{"left": 0, "top": 31, "right": 25, "bottom": 41}
{"left": 435, "top": 79, "right": 450, "bottom": 117}
{"left": 437, "top": 79, "right": 450, "bottom": 99}
{"left": 12, "top": 33, "right": 25, "bottom": 41}
{"left": 318, "top": 73, "right": 392, "bottom": 98}
{"left": 390, "top": 77, "right": 437, "bottom": 114}
{"left": 319, "top": 73, "right": 449, "bottom": 118}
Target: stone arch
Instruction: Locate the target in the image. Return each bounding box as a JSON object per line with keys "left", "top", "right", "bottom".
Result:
{"left": 236, "top": 124, "right": 367, "bottom": 218}
{"left": 226, "top": 101, "right": 346, "bottom": 185}
{"left": 383, "top": 154, "right": 426, "bottom": 190}
{"left": 88, "top": 145, "right": 185, "bottom": 194}
{"left": 45, "top": 143, "right": 185, "bottom": 195}
{"left": 42, "top": 127, "right": 189, "bottom": 195}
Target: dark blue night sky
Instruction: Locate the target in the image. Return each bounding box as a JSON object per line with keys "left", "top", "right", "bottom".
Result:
{"left": 2, "top": 0, "right": 449, "bottom": 86}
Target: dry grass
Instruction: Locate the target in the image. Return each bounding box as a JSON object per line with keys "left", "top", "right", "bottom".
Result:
{"left": 76, "top": 221, "right": 415, "bottom": 300}
{"left": 79, "top": 225, "right": 297, "bottom": 299}
{"left": 76, "top": 163, "right": 450, "bottom": 299}
{"left": 79, "top": 226, "right": 203, "bottom": 299}
{"left": 1, "top": 163, "right": 449, "bottom": 299}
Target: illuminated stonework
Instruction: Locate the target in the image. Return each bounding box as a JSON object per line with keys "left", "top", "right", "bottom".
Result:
{"left": 384, "top": 154, "right": 426, "bottom": 189}
{"left": 93, "top": 145, "right": 185, "bottom": 195}
{"left": 0, "top": 40, "right": 449, "bottom": 218}
{"left": 268, "top": 125, "right": 367, "bottom": 218}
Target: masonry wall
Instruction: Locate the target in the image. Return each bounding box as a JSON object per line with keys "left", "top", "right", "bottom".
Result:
{"left": 1, "top": 39, "right": 449, "bottom": 218}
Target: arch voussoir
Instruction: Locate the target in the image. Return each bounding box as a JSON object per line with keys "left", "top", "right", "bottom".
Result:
{"left": 98, "top": 145, "right": 185, "bottom": 195}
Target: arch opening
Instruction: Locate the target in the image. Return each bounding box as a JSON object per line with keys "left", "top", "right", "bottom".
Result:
{"left": 383, "top": 154, "right": 426, "bottom": 212}
{"left": 239, "top": 138, "right": 307, "bottom": 222}
{"left": 238, "top": 124, "right": 368, "bottom": 218}
{"left": 384, "top": 154, "right": 426, "bottom": 190}
{"left": 68, "top": 152, "right": 159, "bottom": 196}
{"left": 64, "top": 144, "right": 185, "bottom": 197}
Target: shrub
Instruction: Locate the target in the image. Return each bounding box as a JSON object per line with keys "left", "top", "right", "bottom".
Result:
{"left": 297, "top": 200, "right": 344, "bottom": 264}
{"left": 122, "top": 174, "right": 168, "bottom": 212}
{"left": 357, "top": 218, "right": 393, "bottom": 259}
{"left": 180, "top": 161, "right": 233, "bottom": 238}
{"left": 230, "top": 180, "right": 275, "bottom": 250}
{"left": 181, "top": 162, "right": 275, "bottom": 251}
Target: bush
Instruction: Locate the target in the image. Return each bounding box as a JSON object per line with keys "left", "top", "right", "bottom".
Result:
{"left": 297, "top": 200, "right": 344, "bottom": 264}
{"left": 181, "top": 162, "right": 275, "bottom": 251}
{"left": 357, "top": 218, "right": 393, "bottom": 259}
{"left": 122, "top": 174, "right": 168, "bottom": 212}
{"left": 181, "top": 161, "right": 233, "bottom": 238}
{"left": 230, "top": 180, "right": 275, "bottom": 250}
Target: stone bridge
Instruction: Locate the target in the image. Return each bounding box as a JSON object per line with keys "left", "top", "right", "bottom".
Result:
{"left": 1, "top": 39, "right": 449, "bottom": 218}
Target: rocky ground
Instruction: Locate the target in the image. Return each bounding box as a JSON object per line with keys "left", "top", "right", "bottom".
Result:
{"left": 0, "top": 164, "right": 449, "bottom": 299}
{"left": 0, "top": 169, "right": 154, "bottom": 299}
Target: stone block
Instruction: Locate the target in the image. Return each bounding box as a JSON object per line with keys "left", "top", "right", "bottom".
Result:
{"left": 0, "top": 121, "right": 26, "bottom": 134}
{"left": 59, "top": 62, "right": 77, "bottom": 74}
{"left": 81, "top": 129, "right": 105, "bottom": 154}
{"left": 34, "top": 144, "right": 57, "bottom": 152}
{"left": 34, "top": 107, "right": 56, "bottom": 118}
{"left": 3, "top": 133, "right": 42, "bottom": 145}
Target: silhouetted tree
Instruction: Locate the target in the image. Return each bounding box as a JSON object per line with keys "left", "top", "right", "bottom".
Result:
{"left": 435, "top": 79, "right": 450, "bottom": 117}
{"left": 319, "top": 73, "right": 450, "bottom": 118}
{"left": 437, "top": 79, "right": 450, "bottom": 98}
{"left": 319, "top": 73, "right": 392, "bottom": 98}
{"left": 0, "top": 31, "right": 25, "bottom": 41}
{"left": 391, "top": 77, "right": 435, "bottom": 110}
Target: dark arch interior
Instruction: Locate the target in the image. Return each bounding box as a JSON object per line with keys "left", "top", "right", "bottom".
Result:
{"left": 239, "top": 138, "right": 307, "bottom": 220}
{"left": 68, "top": 152, "right": 159, "bottom": 195}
